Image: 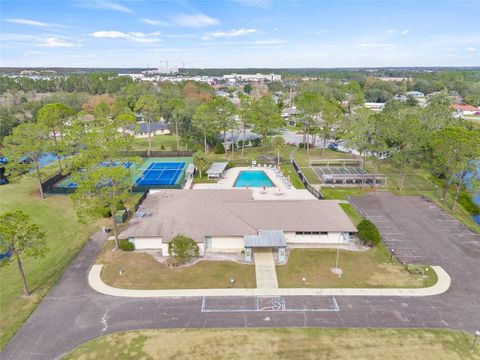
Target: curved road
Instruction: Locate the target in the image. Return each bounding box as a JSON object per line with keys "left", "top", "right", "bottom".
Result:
{"left": 2, "top": 192, "right": 480, "bottom": 359}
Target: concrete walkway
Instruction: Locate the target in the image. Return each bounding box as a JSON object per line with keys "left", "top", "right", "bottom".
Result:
{"left": 254, "top": 249, "right": 279, "bottom": 289}
{"left": 88, "top": 264, "right": 451, "bottom": 298}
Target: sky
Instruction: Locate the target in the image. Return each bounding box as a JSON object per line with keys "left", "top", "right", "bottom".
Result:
{"left": 1, "top": 0, "right": 479, "bottom": 68}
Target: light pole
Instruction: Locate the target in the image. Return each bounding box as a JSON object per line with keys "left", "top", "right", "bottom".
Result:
{"left": 472, "top": 330, "right": 480, "bottom": 351}
{"left": 390, "top": 248, "right": 394, "bottom": 262}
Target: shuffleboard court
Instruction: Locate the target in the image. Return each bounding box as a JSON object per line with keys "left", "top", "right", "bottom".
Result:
{"left": 134, "top": 161, "right": 186, "bottom": 186}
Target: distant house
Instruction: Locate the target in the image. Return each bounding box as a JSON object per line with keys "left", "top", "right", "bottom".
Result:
{"left": 219, "top": 130, "right": 260, "bottom": 149}
{"left": 124, "top": 121, "right": 170, "bottom": 138}
{"left": 406, "top": 91, "right": 425, "bottom": 98}
{"left": 281, "top": 106, "right": 301, "bottom": 126}
{"left": 393, "top": 94, "right": 408, "bottom": 102}
{"left": 364, "top": 102, "right": 385, "bottom": 112}
{"left": 452, "top": 104, "right": 480, "bottom": 116}
{"left": 215, "top": 90, "right": 229, "bottom": 97}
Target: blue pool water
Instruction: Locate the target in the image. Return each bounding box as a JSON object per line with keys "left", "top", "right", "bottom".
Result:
{"left": 234, "top": 170, "right": 274, "bottom": 188}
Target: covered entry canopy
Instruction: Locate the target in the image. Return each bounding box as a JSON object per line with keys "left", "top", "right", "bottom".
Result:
{"left": 207, "top": 162, "right": 228, "bottom": 179}
{"left": 244, "top": 230, "right": 286, "bottom": 248}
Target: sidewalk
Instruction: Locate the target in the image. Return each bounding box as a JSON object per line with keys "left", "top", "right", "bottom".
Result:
{"left": 89, "top": 265, "right": 451, "bottom": 298}
{"left": 254, "top": 249, "right": 278, "bottom": 289}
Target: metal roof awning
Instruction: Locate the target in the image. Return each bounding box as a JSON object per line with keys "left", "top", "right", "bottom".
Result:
{"left": 244, "top": 230, "right": 286, "bottom": 248}
{"left": 206, "top": 162, "right": 228, "bottom": 175}
{"left": 186, "top": 163, "right": 195, "bottom": 174}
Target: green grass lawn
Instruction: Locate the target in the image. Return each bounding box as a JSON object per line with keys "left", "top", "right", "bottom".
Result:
{"left": 132, "top": 135, "right": 186, "bottom": 151}
{"left": 98, "top": 241, "right": 256, "bottom": 289}
{"left": 339, "top": 203, "right": 363, "bottom": 226}
{"left": 293, "top": 148, "right": 356, "bottom": 167}
{"left": 276, "top": 247, "right": 437, "bottom": 288}
{"left": 0, "top": 176, "right": 102, "bottom": 349}
{"left": 65, "top": 328, "right": 480, "bottom": 360}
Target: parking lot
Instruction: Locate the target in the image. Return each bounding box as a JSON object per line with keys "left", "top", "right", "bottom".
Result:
{"left": 350, "top": 193, "right": 480, "bottom": 266}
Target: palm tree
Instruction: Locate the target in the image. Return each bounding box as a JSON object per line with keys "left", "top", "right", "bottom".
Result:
{"left": 271, "top": 136, "right": 285, "bottom": 167}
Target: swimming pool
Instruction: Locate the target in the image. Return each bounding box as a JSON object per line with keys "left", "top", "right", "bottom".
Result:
{"left": 234, "top": 170, "right": 274, "bottom": 188}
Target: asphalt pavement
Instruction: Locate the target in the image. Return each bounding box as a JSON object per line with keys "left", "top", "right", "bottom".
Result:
{"left": 2, "top": 192, "right": 480, "bottom": 360}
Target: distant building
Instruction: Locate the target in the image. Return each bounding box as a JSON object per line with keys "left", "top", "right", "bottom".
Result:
{"left": 406, "top": 91, "right": 425, "bottom": 98}
{"left": 364, "top": 102, "right": 385, "bottom": 112}
{"left": 143, "top": 67, "right": 179, "bottom": 75}
{"left": 393, "top": 94, "right": 408, "bottom": 102}
{"left": 374, "top": 76, "right": 412, "bottom": 82}
{"left": 452, "top": 104, "right": 480, "bottom": 116}
{"left": 219, "top": 130, "right": 261, "bottom": 149}
{"left": 223, "top": 73, "right": 281, "bottom": 83}
{"left": 281, "top": 106, "right": 301, "bottom": 126}
{"left": 123, "top": 121, "right": 170, "bottom": 138}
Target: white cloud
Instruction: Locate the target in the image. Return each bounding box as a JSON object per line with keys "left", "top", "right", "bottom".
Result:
{"left": 466, "top": 46, "right": 477, "bottom": 52}
{"left": 39, "top": 37, "right": 76, "bottom": 48}
{"left": 402, "top": 29, "right": 409, "bottom": 35}
{"left": 202, "top": 28, "right": 256, "bottom": 40}
{"left": 250, "top": 39, "right": 285, "bottom": 45}
{"left": 387, "top": 30, "right": 395, "bottom": 34}
{"left": 141, "top": 18, "right": 170, "bottom": 27}
{"left": 91, "top": 30, "right": 129, "bottom": 39}
{"left": 6, "top": 18, "right": 54, "bottom": 28}
{"left": 81, "top": 1, "right": 133, "bottom": 13}
{"left": 90, "top": 30, "right": 160, "bottom": 43}
{"left": 173, "top": 13, "right": 219, "bottom": 28}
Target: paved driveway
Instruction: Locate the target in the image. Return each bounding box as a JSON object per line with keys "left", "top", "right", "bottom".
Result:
{"left": 2, "top": 192, "right": 480, "bottom": 360}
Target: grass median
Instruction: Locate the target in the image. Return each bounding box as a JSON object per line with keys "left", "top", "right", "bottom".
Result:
{"left": 98, "top": 241, "right": 256, "bottom": 289}
{"left": 276, "top": 247, "right": 437, "bottom": 289}
{"left": 0, "top": 176, "right": 101, "bottom": 349}
{"left": 65, "top": 328, "right": 480, "bottom": 360}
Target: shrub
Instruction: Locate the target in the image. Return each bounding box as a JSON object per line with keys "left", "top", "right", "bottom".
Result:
{"left": 160, "top": 144, "right": 166, "bottom": 150}
{"left": 119, "top": 239, "right": 134, "bottom": 251}
{"left": 298, "top": 142, "right": 305, "bottom": 149}
{"left": 95, "top": 206, "right": 111, "bottom": 218}
{"left": 168, "top": 234, "right": 199, "bottom": 264}
{"left": 357, "top": 219, "right": 382, "bottom": 246}
{"left": 252, "top": 138, "right": 262, "bottom": 147}
{"left": 213, "top": 143, "right": 225, "bottom": 154}
{"left": 226, "top": 160, "right": 236, "bottom": 170}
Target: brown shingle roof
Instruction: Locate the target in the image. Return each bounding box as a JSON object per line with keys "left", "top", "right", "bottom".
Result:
{"left": 119, "top": 190, "right": 357, "bottom": 242}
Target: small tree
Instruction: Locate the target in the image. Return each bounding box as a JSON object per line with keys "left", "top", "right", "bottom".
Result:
{"left": 168, "top": 234, "right": 199, "bottom": 265}
{"left": 243, "top": 84, "right": 253, "bottom": 94}
{"left": 3, "top": 123, "right": 49, "bottom": 198}
{"left": 192, "top": 102, "right": 219, "bottom": 154}
{"left": 431, "top": 126, "right": 480, "bottom": 208}
{"left": 135, "top": 94, "right": 159, "bottom": 157}
{"left": 71, "top": 166, "right": 131, "bottom": 249}
{"left": 193, "top": 151, "right": 209, "bottom": 178}
{"left": 0, "top": 210, "right": 48, "bottom": 296}
{"left": 37, "top": 103, "right": 76, "bottom": 172}
{"left": 357, "top": 219, "right": 382, "bottom": 246}
{"left": 271, "top": 136, "right": 285, "bottom": 167}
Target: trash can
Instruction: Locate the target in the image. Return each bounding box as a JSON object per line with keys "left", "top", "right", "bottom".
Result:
{"left": 114, "top": 210, "right": 127, "bottom": 224}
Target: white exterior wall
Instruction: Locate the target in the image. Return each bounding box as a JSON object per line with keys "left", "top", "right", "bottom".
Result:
{"left": 285, "top": 231, "right": 347, "bottom": 245}
{"left": 132, "top": 237, "right": 204, "bottom": 256}
{"left": 208, "top": 236, "right": 244, "bottom": 253}
{"left": 132, "top": 237, "right": 163, "bottom": 250}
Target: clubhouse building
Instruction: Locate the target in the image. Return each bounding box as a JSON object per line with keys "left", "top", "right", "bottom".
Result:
{"left": 119, "top": 189, "right": 357, "bottom": 263}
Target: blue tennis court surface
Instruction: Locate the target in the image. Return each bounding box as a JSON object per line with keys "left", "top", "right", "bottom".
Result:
{"left": 135, "top": 162, "right": 185, "bottom": 186}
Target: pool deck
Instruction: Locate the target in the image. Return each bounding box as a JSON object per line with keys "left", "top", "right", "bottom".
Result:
{"left": 193, "top": 167, "right": 316, "bottom": 200}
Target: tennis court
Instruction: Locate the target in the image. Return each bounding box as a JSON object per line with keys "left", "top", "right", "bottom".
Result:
{"left": 134, "top": 161, "right": 186, "bottom": 186}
